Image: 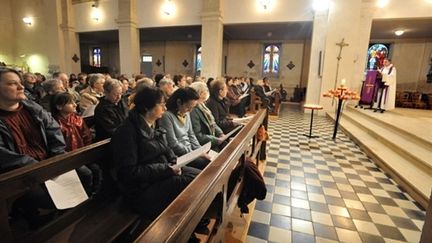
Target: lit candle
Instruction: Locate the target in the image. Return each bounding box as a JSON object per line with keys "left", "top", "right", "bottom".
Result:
{"left": 341, "top": 78, "right": 346, "bottom": 86}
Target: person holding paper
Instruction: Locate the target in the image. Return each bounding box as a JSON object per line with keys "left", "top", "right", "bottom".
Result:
{"left": 111, "top": 86, "right": 199, "bottom": 220}
{"left": 159, "top": 88, "right": 211, "bottom": 170}
{"left": 207, "top": 78, "right": 241, "bottom": 134}
{"left": 189, "top": 82, "right": 227, "bottom": 152}
{"left": 225, "top": 76, "right": 247, "bottom": 118}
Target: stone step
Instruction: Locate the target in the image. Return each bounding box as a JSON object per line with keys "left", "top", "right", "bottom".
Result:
{"left": 343, "top": 107, "right": 432, "bottom": 173}
{"left": 327, "top": 108, "right": 432, "bottom": 208}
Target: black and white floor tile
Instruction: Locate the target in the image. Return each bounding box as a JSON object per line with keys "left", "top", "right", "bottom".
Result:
{"left": 247, "top": 105, "right": 425, "bottom": 243}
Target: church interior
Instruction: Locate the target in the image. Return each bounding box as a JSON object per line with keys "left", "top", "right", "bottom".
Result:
{"left": 0, "top": 0, "right": 432, "bottom": 242}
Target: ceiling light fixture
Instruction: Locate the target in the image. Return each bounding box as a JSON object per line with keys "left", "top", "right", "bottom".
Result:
{"left": 394, "top": 30, "right": 405, "bottom": 36}
{"left": 312, "top": 0, "right": 330, "bottom": 12}
{"left": 162, "top": 0, "right": 176, "bottom": 16}
{"left": 22, "top": 17, "right": 33, "bottom": 26}
{"left": 377, "top": 0, "right": 390, "bottom": 8}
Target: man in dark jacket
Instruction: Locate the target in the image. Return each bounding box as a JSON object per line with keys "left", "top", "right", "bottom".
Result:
{"left": 207, "top": 79, "right": 240, "bottom": 134}
{"left": 94, "top": 79, "right": 128, "bottom": 141}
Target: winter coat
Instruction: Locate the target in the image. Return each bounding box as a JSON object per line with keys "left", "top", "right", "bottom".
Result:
{"left": 206, "top": 95, "right": 237, "bottom": 134}
{"left": 55, "top": 113, "right": 92, "bottom": 152}
{"left": 94, "top": 97, "right": 128, "bottom": 141}
{"left": 110, "top": 109, "right": 177, "bottom": 195}
{"left": 190, "top": 105, "right": 223, "bottom": 148}
{"left": 0, "top": 100, "right": 65, "bottom": 173}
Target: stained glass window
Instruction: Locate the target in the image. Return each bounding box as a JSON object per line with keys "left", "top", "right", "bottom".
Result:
{"left": 196, "top": 46, "right": 202, "bottom": 72}
{"left": 263, "top": 44, "right": 280, "bottom": 75}
{"left": 367, "top": 44, "right": 389, "bottom": 70}
{"left": 92, "top": 47, "right": 101, "bottom": 67}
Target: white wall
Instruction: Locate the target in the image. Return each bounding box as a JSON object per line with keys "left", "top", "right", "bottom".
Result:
{"left": 0, "top": 0, "right": 15, "bottom": 65}
{"left": 223, "top": 0, "right": 314, "bottom": 23}
{"left": 11, "top": 0, "right": 64, "bottom": 74}
{"left": 136, "top": 0, "right": 202, "bottom": 27}
{"left": 373, "top": 0, "right": 432, "bottom": 19}
{"left": 74, "top": 0, "right": 119, "bottom": 32}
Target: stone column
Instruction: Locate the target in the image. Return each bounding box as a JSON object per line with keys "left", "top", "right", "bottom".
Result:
{"left": 352, "top": 0, "right": 377, "bottom": 93}
{"left": 117, "top": 0, "right": 140, "bottom": 77}
{"left": 200, "top": 0, "right": 224, "bottom": 79}
{"left": 313, "top": 0, "right": 376, "bottom": 111}
{"left": 305, "top": 10, "right": 329, "bottom": 106}
{"left": 59, "top": 0, "right": 81, "bottom": 74}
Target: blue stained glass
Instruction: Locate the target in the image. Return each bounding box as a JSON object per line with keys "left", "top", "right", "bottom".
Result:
{"left": 263, "top": 53, "right": 270, "bottom": 73}
{"left": 196, "top": 46, "right": 202, "bottom": 72}
{"left": 367, "top": 44, "right": 388, "bottom": 70}
{"left": 272, "top": 53, "right": 279, "bottom": 72}
{"left": 92, "top": 47, "right": 101, "bottom": 67}
{"left": 263, "top": 44, "right": 280, "bottom": 74}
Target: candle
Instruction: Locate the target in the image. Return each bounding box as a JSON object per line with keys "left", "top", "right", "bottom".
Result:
{"left": 341, "top": 79, "right": 346, "bottom": 86}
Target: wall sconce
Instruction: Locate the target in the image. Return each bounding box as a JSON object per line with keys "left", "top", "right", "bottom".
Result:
{"left": 377, "top": 0, "right": 390, "bottom": 8}
{"left": 259, "top": 0, "right": 271, "bottom": 10}
{"left": 162, "top": 0, "right": 176, "bottom": 16}
{"left": 22, "top": 17, "right": 33, "bottom": 26}
{"left": 91, "top": 2, "right": 102, "bottom": 21}
{"left": 312, "top": 0, "right": 330, "bottom": 12}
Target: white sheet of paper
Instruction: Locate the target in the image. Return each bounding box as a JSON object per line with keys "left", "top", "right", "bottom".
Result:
{"left": 208, "top": 149, "right": 219, "bottom": 161}
{"left": 219, "top": 125, "right": 243, "bottom": 142}
{"left": 174, "top": 142, "right": 211, "bottom": 169}
{"left": 81, "top": 105, "right": 96, "bottom": 118}
{"left": 265, "top": 89, "right": 275, "bottom": 96}
{"left": 239, "top": 93, "right": 249, "bottom": 100}
{"left": 232, "top": 115, "right": 253, "bottom": 124}
{"left": 45, "top": 170, "right": 89, "bottom": 210}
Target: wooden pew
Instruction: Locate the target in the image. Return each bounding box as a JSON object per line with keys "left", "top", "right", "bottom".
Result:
{"left": 0, "top": 139, "right": 140, "bottom": 243}
{"left": 248, "top": 89, "right": 262, "bottom": 114}
{"left": 0, "top": 109, "right": 268, "bottom": 243}
{"left": 248, "top": 89, "right": 281, "bottom": 116}
{"left": 269, "top": 90, "right": 281, "bottom": 116}
{"left": 134, "top": 109, "right": 268, "bottom": 243}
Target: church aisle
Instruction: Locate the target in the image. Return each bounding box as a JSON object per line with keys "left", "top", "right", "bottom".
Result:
{"left": 246, "top": 105, "right": 426, "bottom": 243}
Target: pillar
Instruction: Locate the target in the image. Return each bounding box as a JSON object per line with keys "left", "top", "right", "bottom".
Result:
{"left": 117, "top": 0, "right": 140, "bottom": 77}
{"left": 200, "top": 0, "right": 224, "bottom": 79}
{"left": 59, "top": 0, "right": 81, "bottom": 74}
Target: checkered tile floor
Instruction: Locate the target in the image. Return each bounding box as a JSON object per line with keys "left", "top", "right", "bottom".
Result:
{"left": 247, "top": 105, "right": 426, "bottom": 243}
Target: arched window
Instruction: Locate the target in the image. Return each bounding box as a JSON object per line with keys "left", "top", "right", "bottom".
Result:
{"left": 196, "top": 46, "right": 202, "bottom": 72}
{"left": 92, "top": 47, "right": 101, "bottom": 67}
{"left": 263, "top": 44, "right": 280, "bottom": 75}
{"left": 367, "top": 44, "right": 389, "bottom": 70}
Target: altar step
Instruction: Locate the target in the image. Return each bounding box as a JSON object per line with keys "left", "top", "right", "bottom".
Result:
{"left": 326, "top": 105, "right": 432, "bottom": 208}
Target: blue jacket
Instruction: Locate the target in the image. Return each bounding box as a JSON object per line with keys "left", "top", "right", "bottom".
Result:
{"left": 0, "top": 100, "right": 66, "bottom": 173}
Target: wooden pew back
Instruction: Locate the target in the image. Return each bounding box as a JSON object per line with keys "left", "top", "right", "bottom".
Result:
{"left": 0, "top": 139, "right": 139, "bottom": 243}
{"left": 135, "top": 109, "right": 268, "bottom": 243}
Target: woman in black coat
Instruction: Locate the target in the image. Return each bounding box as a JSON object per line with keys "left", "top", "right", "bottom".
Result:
{"left": 110, "top": 86, "right": 199, "bottom": 220}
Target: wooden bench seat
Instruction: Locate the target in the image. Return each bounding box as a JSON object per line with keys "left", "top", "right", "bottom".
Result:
{"left": 134, "top": 109, "right": 268, "bottom": 242}
{"left": 0, "top": 109, "right": 268, "bottom": 243}
{"left": 0, "top": 140, "right": 141, "bottom": 243}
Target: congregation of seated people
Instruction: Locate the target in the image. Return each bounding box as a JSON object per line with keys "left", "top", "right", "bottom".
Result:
{"left": 0, "top": 67, "right": 278, "bottom": 232}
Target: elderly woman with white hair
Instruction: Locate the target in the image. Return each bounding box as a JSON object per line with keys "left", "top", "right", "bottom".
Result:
{"left": 189, "top": 82, "right": 226, "bottom": 151}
